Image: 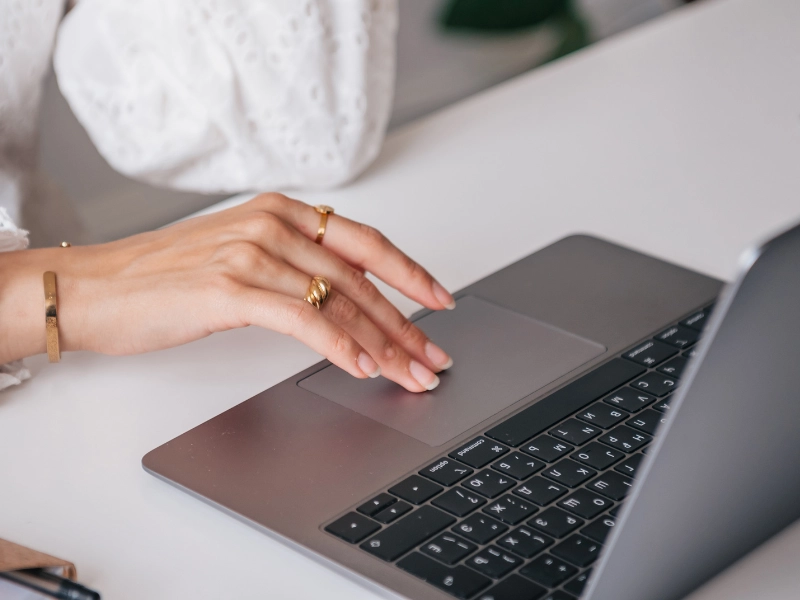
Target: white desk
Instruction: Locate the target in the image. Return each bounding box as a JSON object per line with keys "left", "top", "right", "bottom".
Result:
{"left": 3, "top": 0, "right": 800, "bottom": 597}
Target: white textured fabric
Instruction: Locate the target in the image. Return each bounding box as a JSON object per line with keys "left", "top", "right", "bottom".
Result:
{"left": 0, "top": 206, "right": 30, "bottom": 252}
{"left": 0, "top": 207, "right": 31, "bottom": 391}
{"left": 0, "top": 0, "right": 62, "bottom": 226}
{"left": 54, "top": 0, "right": 398, "bottom": 194}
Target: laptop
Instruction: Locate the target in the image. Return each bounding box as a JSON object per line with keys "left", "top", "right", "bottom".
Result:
{"left": 143, "top": 223, "right": 800, "bottom": 600}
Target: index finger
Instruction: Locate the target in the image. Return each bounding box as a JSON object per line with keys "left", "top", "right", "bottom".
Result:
{"left": 252, "top": 194, "right": 456, "bottom": 312}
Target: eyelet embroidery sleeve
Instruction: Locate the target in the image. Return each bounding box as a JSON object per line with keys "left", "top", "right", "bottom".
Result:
{"left": 0, "top": 207, "right": 32, "bottom": 391}
{"left": 53, "top": 0, "right": 398, "bottom": 194}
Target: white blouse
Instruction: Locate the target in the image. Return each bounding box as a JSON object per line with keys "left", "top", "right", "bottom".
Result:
{"left": 55, "top": 0, "right": 397, "bottom": 193}
{"left": 0, "top": 0, "right": 397, "bottom": 390}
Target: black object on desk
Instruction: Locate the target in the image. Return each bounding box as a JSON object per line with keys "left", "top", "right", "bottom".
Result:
{"left": 0, "top": 568, "right": 101, "bottom": 600}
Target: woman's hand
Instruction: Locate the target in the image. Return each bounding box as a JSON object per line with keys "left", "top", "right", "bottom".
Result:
{"left": 0, "top": 194, "right": 455, "bottom": 392}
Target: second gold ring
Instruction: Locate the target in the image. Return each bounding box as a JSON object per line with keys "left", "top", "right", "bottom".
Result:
{"left": 314, "top": 205, "right": 334, "bottom": 244}
{"left": 304, "top": 276, "right": 332, "bottom": 309}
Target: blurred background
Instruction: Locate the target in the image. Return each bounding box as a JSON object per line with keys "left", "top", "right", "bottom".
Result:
{"left": 37, "top": 0, "right": 696, "bottom": 245}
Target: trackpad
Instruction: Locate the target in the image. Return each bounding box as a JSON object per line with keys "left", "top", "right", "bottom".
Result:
{"left": 298, "top": 296, "right": 605, "bottom": 447}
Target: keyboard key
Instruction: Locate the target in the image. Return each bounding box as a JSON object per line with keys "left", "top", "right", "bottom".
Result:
{"left": 486, "top": 359, "right": 644, "bottom": 446}
{"left": 521, "top": 436, "right": 574, "bottom": 462}
{"left": 576, "top": 402, "right": 629, "bottom": 429}
{"left": 374, "top": 500, "right": 412, "bottom": 524}
{"left": 614, "top": 453, "right": 643, "bottom": 476}
{"left": 571, "top": 442, "right": 624, "bottom": 470}
{"left": 558, "top": 489, "right": 612, "bottom": 519}
{"left": 397, "top": 552, "right": 491, "bottom": 599}
{"left": 357, "top": 493, "right": 396, "bottom": 517}
{"left": 563, "top": 569, "right": 592, "bottom": 596}
{"left": 581, "top": 514, "right": 616, "bottom": 543}
{"left": 600, "top": 426, "right": 652, "bottom": 452}
{"left": 551, "top": 534, "right": 601, "bottom": 567}
{"left": 463, "top": 470, "right": 515, "bottom": 498}
{"left": 681, "top": 306, "right": 713, "bottom": 331}
{"left": 627, "top": 409, "right": 667, "bottom": 435}
{"left": 449, "top": 437, "right": 509, "bottom": 469}
{"left": 631, "top": 373, "right": 678, "bottom": 396}
{"left": 325, "top": 512, "right": 380, "bottom": 544}
{"left": 421, "top": 533, "right": 477, "bottom": 565}
{"left": 360, "top": 506, "right": 455, "bottom": 561}
{"left": 477, "top": 574, "right": 546, "bottom": 600}
{"left": 658, "top": 355, "right": 688, "bottom": 378}
{"left": 656, "top": 325, "right": 699, "bottom": 349}
{"left": 453, "top": 514, "right": 508, "bottom": 544}
{"left": 603, "top": 388, "right": 656, "bottom": 412}
{"left": 684, "top": 347, "right": 699, "bottom": 359}
{"left": 483, "top": 495, "right": 538, "bottom": 525}
{"left": 389, "top": 475, "right": 443, "bottom": 505}
{"left": 609, "top": 505, "right": 621, "bottom": 517}
{"left": 529, "top": 507, "right": 584, "bottom": 538}
{"left": 513, "top": 477, "right": 568, "bottom": 505}
{"left": 498, "top": 526, "right": 553, "bottom": 558}
{"left": 519, "top": 554, "right": 577, "bottom": 587}
{"left": 549, "top": 419, "right": 601, "bottom": 445}
{"left": 542, "top": 459, "right": 597, "bottom": 488}
{"left": 623, "top": 339, "right": 677, "bottom": 367}
{"left": 491, "top": 453, "right": 544, "bottom": 480}
{"left": 467, "top": 546, "right": 522, "bottom": 578}
{"left": 652, "top": 396, "right": 673, "bottom": 412}
{"left": 587, "top": 471, "right": 634, "bottom": 501}
{"left": 420, "top": 458, "right": 474, "bottom": 486}
{"left": 541, "top": 592, "right": 576, "bottom": 600}
{"left": 433, "top": 487, "right": 487, "bottom": 517}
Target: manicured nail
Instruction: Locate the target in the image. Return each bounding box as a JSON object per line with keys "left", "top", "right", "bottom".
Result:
{"left": 410, "top": 360, "right": 440, "bottom": 391}
{"left": 425, "top": 341, "right": 453, "bottom": 370}
{"left": 358, "top": 352, "right": 381, "bottom": 378}
{"left": 433, "top": 280, "right": 456, "bottom": 310}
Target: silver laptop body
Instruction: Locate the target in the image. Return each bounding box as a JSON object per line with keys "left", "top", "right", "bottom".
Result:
{"left": 143, "top": 223, "right": 800, "bottom": 600}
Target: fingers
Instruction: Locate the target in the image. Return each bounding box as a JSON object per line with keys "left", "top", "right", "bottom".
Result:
{"left": 231, "top": 285, "right": 378, "bottom": 381}
{"left": 320, "top": 290, "right": 439, "bottom": 392}
{"left": 247, "top": 194, "right": 456, "bottom": 312}
{"left": 218, "top": 241, "right": 440, "bottom": 392}
{"left": 243, "top": 215, "right": 453, "bottom": 374}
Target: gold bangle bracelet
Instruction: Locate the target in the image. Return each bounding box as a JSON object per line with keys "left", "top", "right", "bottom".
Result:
{"left": 43, "top": 271, "right": 61, "bottom": 363}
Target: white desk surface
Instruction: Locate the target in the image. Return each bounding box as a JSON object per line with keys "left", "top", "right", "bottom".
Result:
{"left": 3, "top": 0, "right": 800, "bottom": 598}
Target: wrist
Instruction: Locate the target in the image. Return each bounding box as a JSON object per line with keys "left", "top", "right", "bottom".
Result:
{"left": 0, "top": 248, "right": 70, "bottom": 363}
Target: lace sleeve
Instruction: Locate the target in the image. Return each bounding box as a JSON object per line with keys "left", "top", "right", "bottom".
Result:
{"left": 53, "top": 0, "right": 398, "bottom": 194}
{"left": 0, "top": 208, "right": 32, "bottom": 391}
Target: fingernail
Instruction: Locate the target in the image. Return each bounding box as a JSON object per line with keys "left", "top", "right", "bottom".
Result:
{"left": 433, "top": 280, "right": 456, "bottom": 310}
{"left": 357, "top": 352, "right": 381, "bottom": 378}
{"left": 410, "top": 360, "right": 440, "bottom": 391}
{"left": 425, "top": 341, "right": 453, "bottom": 370}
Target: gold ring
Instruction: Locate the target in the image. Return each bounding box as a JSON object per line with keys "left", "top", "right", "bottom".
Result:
{"left": 314, "top": 205, "right": 334, "bottom": 244}
{"left": 304, "top": 276, "right": 332, "bottom": 309}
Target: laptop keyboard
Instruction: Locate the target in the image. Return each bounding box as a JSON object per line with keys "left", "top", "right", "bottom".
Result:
{"left": 324, "top": 305, "right": 713, "bottom": 600}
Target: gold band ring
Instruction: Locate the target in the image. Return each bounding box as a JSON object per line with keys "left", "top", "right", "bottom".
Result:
{"left": 304, "top": 276, "right": 332, "bottom": 309}
{"left": 314, "top": 205, "right": 334, "bottom": 244}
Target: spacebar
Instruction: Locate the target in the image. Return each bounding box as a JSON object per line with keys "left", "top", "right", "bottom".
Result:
{"left": 486, "top": 358, "right": 645, "bottom": 446}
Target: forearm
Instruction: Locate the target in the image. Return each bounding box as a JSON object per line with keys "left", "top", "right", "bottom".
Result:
{"left": 0, "top": 248, "right": 64, "bottom": 364}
